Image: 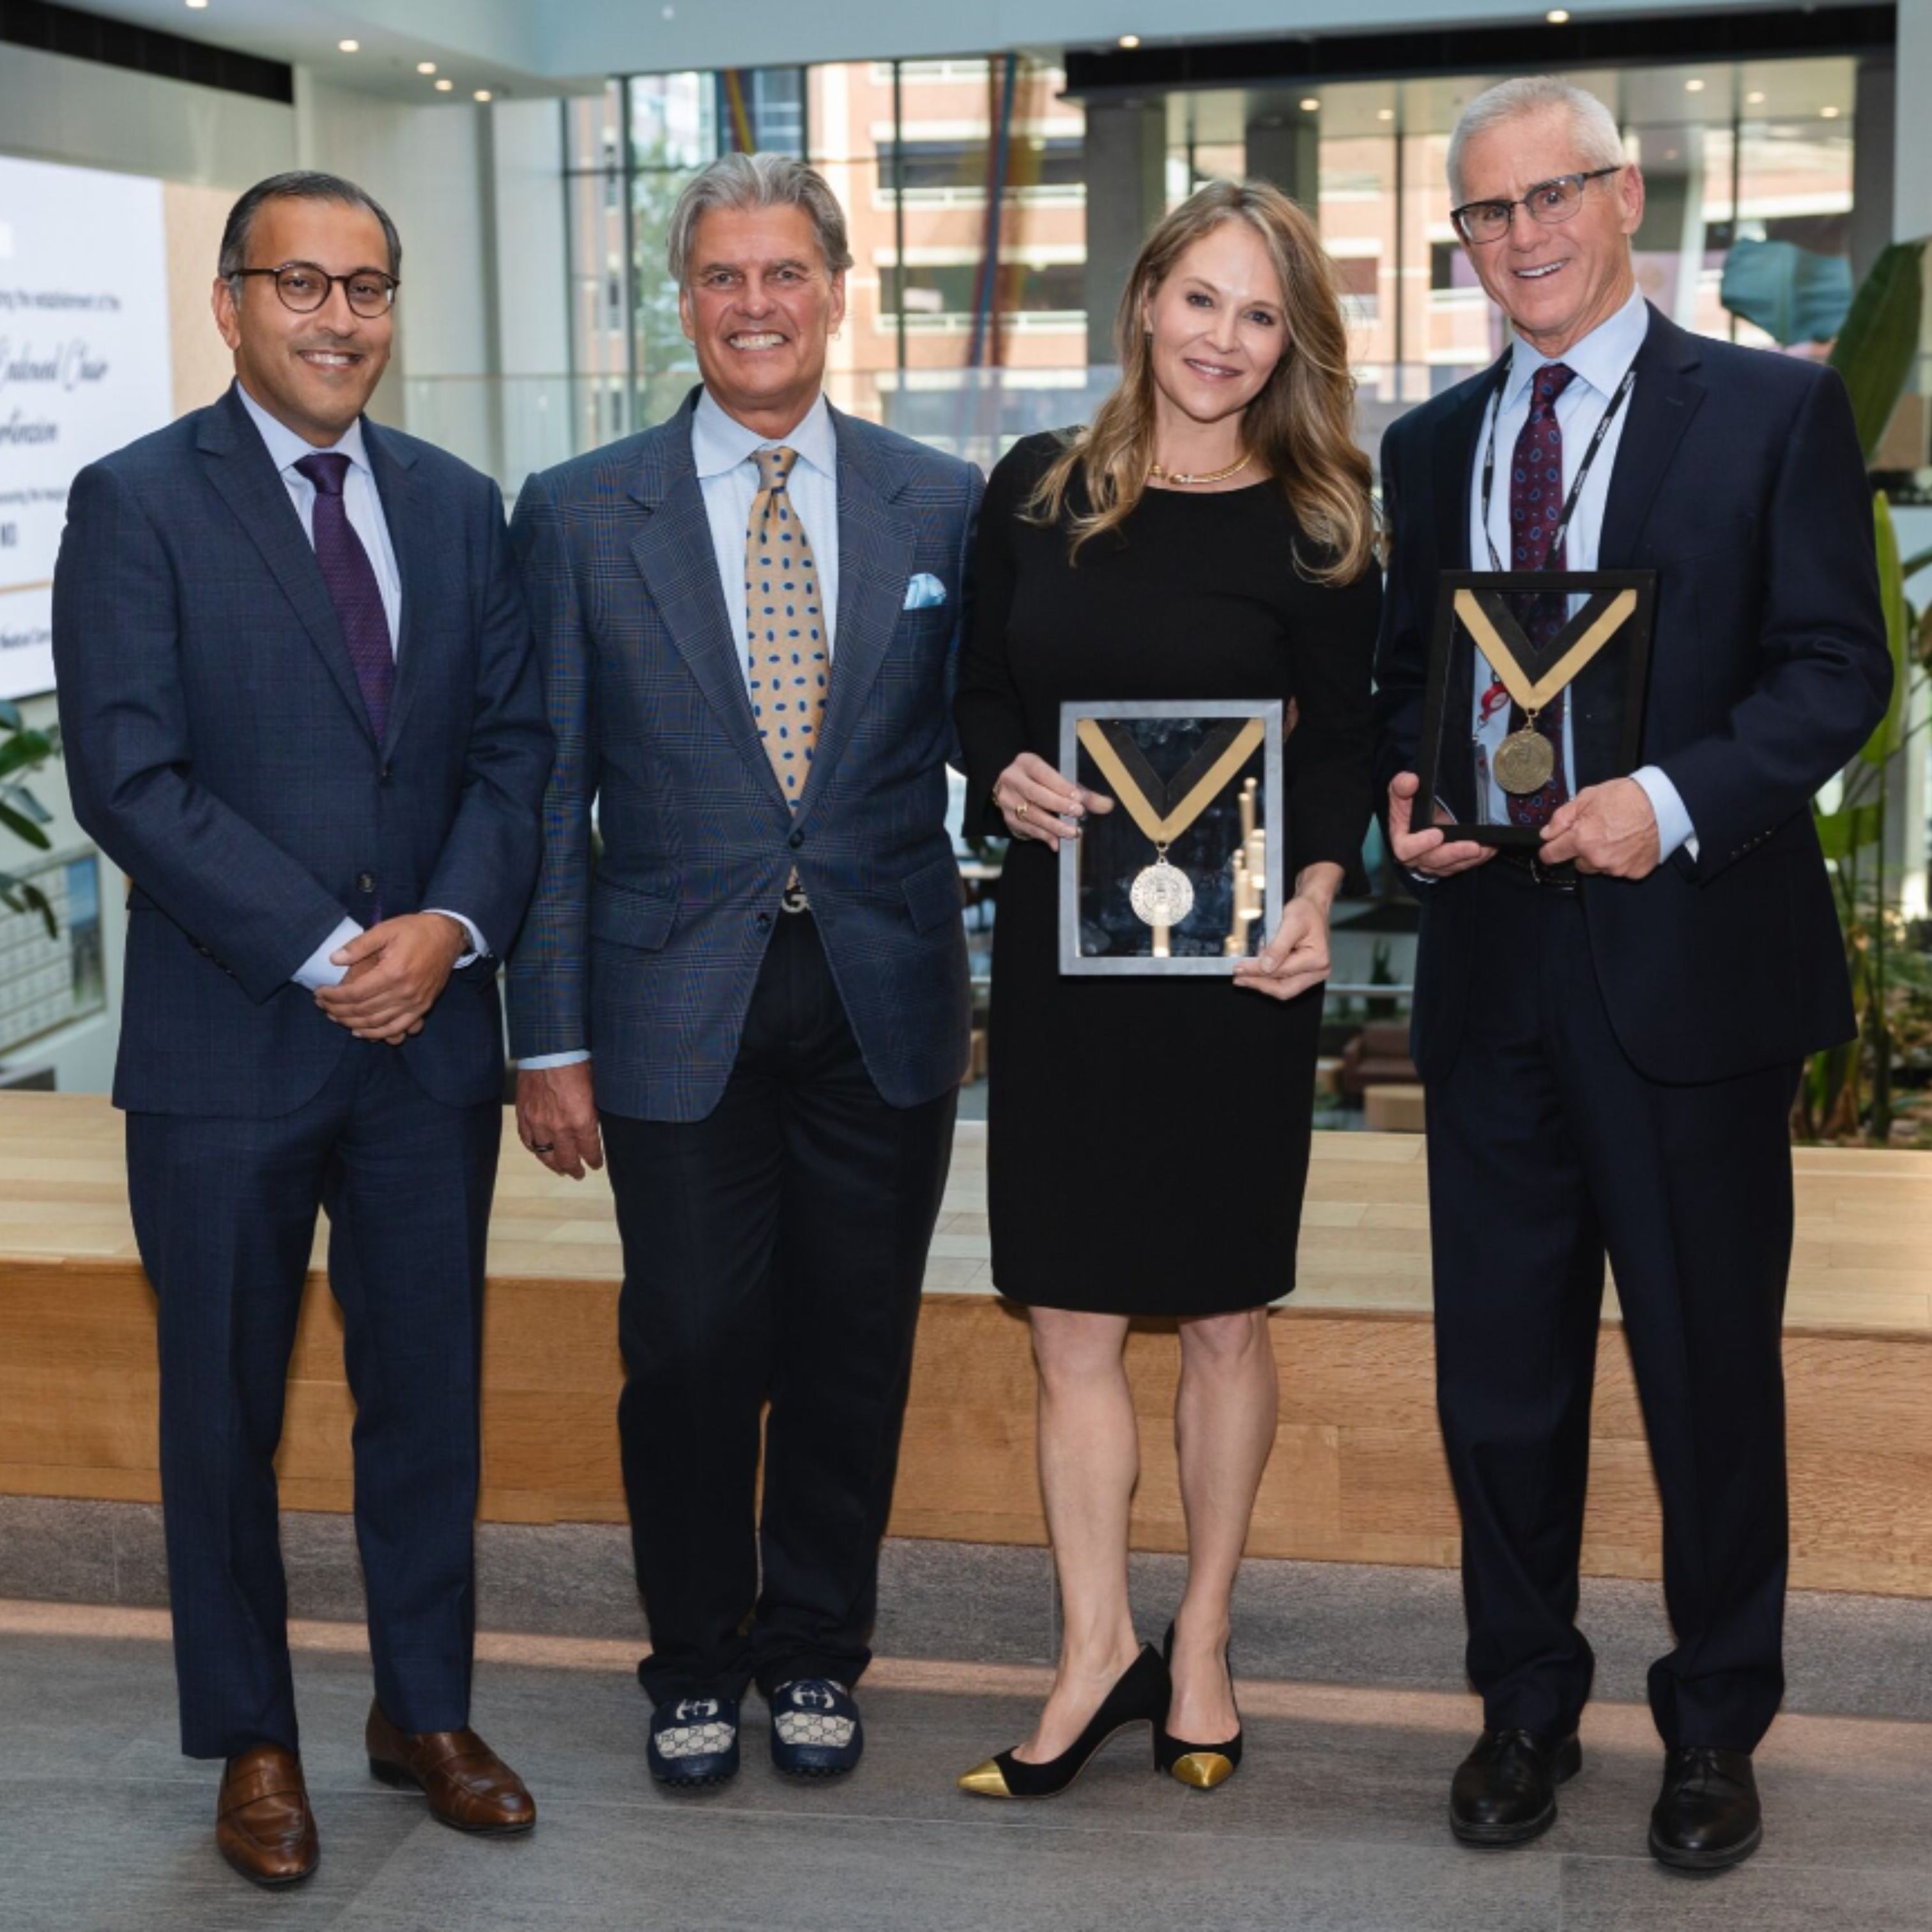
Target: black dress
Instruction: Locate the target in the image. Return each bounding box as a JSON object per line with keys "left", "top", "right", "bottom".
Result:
{"left": 955, "top": 433, "right": 1380, "bottom": 1317}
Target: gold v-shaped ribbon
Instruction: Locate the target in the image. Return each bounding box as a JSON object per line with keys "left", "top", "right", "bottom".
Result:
{"left": 1076, "top": 717, "right": 1267, "bottom": 848}
{"left": 1455, "top": 586, "right": 1638, "bottom": 714}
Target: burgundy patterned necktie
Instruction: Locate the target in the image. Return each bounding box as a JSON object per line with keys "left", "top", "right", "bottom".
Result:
{"left": 295, "top": 451, "right": 394, "bottom": 742}
{"left": 1504, "top": 362, "right": 1575, "bottom": 829}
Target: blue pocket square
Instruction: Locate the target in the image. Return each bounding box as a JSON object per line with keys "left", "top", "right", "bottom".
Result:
{"left": 902, "top": 572, "right": 948, "bottom": 611}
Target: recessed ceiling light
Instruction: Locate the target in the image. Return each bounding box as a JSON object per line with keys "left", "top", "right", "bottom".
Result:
{"left": 473, "top": 88, "right": 493, "bottom": 102}
{"left": 1377, "top": 107, "right": 1395, "bottom": 121}
{"left": 185, "top": 1, "right": 208, "bottom": 10}
{"left": 1118, "top": 33, "right": 1141, "bottom": 48}
{"left": 417, "top": 61, "right": 437, "bottom": 75}
{"left": 1300, "top": 97, "right": 1321, "bottom": 112}
{"left": 434, "top": 78, "right": 453, "bottom": 91}
{"left": 1747, "top": 90, "right": 1766, "bottom": 105}
{"left": 338, "top": 39, "right": 360, "bottom": 53}
{"left": 1546, "top": 8, "right": 1570, "bottom": 20}
{"left": 1821, "top": 104, "right": 1841, "bottom": 118}
{"left": 1684, "top": 77, "right": 1705, "bottom": 93}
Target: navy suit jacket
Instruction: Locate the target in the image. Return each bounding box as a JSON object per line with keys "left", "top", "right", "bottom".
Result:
{"left": 1374, "top": 307, "right": 1891, "bottom": 1086}
{"left": 507, "top": 391, "right": 983, "bottom": 1123}
{"left": 52, "top": 382, "right": 553, "bottom": 1117}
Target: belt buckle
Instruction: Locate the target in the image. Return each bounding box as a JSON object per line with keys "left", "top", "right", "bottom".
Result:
{"left": 780, "top": 882, "right": 811, "bottom": 915}
{"left": 1528, "top": 850, "right": 1574, "bottom": 891}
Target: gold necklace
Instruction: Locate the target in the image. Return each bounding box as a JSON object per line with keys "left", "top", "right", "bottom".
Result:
{"left": 1147, "top": 450, "right": 1252, "bottom": 487}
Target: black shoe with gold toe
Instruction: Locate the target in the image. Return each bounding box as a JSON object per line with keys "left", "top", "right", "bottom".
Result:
{"left": 958, "top": 1644, "right": 1169, "bottom": 1799}
{"left": 1153, "top": 1621, "right": 1243, "bottom": 1790}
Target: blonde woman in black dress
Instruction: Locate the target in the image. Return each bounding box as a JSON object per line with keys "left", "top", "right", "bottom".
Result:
{"left": 954, "top": 181, "right": 1380, "bottom": 1798}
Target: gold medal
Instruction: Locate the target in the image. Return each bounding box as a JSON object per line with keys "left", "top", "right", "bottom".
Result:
{"left": 1493, "top": 724, "right": 1556, "bottom": 795}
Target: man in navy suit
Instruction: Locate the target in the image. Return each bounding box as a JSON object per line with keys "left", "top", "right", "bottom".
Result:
{"left": 1373, "top": 80, "right": 1889, "bottom": 1872}
{"left": 510, "top": 153, "right": 979, "bottom": 1790}
{"left": 53, "top": 173, "right": 551, "bottom": 1885}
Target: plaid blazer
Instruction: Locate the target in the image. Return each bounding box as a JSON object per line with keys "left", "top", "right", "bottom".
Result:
{"left": 507, "top": 391, "right": 983, "bottom": 1123}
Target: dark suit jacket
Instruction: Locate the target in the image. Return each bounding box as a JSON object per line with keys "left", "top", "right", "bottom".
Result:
{"left": 506, "top": 390, "right": 983, "bottom": 1123}
{"left": 1373, "top": 307, "right": 1891, "bottom": 1086}
{"left": 52, "top": 382, "right": 553, "bottom": 1117}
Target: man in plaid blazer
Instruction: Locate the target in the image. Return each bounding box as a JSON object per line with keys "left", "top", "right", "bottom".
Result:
{"left": 509, "top": 155, "right": 981, "bottom": 1788}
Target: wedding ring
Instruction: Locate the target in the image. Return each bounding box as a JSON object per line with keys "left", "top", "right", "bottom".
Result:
{"left": 530, "top": 1141, "right": 556, "bottom": 1154}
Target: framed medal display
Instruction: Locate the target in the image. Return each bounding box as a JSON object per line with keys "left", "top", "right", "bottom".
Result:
{"left": 1057, "top": 700, "right": 1285, "bottom": 976}
{"left": 1413, "top": 570, "right": 1657, "bottom": 849}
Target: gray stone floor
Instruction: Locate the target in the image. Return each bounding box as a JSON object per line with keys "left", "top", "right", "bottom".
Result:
{"left": 2, "top": 1616, "right": 1929, "bottom": 1930}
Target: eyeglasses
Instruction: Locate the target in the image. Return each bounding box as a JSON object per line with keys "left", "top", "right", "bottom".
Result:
{"left": 1450, "top": 167, "right": 1624, "bottom": 245}
{"left": 231, "top": 261, "right": 399, "bottom": 318}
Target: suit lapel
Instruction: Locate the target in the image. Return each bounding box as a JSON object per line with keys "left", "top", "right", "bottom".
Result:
{"left": 629, "top": 409, "right": 787, "bottom": 808}
{"left": 797, "top": 409, "right": 914, "bottom": 822}
{"left": 363, "top": 420, "right": 427, "bottom": 758}
{"left": 1599, "top": 306, "right": 1706, "bottom": 569}
{"left": 1432, "top": 353, "right": 1508, "bottom": 573}
{"left": 197, "top": 386, "right": 373, "bottom": 740}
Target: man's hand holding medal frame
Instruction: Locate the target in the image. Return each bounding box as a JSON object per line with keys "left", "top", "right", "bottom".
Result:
{"left": 1414, "top": 569, "right": 1657, "bottom": 848}
{"left": 1058, "top": 699, "right": 1285, "bottom": 976}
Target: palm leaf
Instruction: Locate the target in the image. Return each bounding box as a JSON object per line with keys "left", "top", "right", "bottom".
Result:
{"left": 1827, "top": 240, "right": 1926, "bottom": 461}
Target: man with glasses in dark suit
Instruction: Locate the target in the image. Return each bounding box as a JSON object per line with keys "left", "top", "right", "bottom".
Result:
{"left": 1374, "top": 79, "right": 1889, "bottom": 1873}
{"left": 54, "top": 171, "right": 552, "bottom": 1887}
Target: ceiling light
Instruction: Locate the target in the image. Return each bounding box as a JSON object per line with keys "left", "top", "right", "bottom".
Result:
{"left": 1821, "top": 104, "right": 1841, "bottom": 119}
{"left": 417, "top": 61, "right": 437, "bottom": 75}
{"left": 1300, "top": 97, "right": 1321, "bottom": 112}
{"left": 435, "top": 78, "right": 453, "bottom": 91}
{"left": 185, "top": 1, "right": 208, "bottom": 10}
{"left": 1747, "top": 90, "right": 1766, "bottom": 105}
{"left": 1377, "top": 107, "right": 1395, "bottom": 121}
{"left": 1545, "top": 8, "right": 1570, "bottom": 20}
{"left": 473, "top": 89, "right": 493, "bottom": 102}
{"left": 1683, "top": 77, "right": 1705, "bottom": 93}
{"left": 1118, "top": 33, "right": 1141, "bottom": 48}
{"left": 338, "top": 39, "right": 360, "bottom": 53}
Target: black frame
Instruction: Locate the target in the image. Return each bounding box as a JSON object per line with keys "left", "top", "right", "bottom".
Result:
{"left": 1414, "top": 568, "right": 1657, "bottom": 849}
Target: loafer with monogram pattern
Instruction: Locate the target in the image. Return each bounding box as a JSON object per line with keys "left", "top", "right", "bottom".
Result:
{"left": 647, "top": 1692, "right": 740, "bottom": 1789}
{"left": 769, "top": 1678, "right": 863, "bottom": 1777}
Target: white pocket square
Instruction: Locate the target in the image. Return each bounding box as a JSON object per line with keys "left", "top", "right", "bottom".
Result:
{"left": 903, "top": 572, "right": 948, "bottom": 611}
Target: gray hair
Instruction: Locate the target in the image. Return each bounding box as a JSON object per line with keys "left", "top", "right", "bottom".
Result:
{"left": 665, "top": 152, "right": 853, "bottom": 289}
{"left": 219, "top": 171, "right": 401, "bottom": 288}
{"left": 1446, "top": 77, "right": 1625, "bottom": 206}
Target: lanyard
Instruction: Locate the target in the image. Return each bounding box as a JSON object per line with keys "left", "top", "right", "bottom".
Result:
{"left": 1478, "top": 357, "right": 1637, "bottom": 573}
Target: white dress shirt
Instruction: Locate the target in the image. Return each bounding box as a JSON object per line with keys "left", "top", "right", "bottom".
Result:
{"left": 1464, "top": 288, "right": 1695, "bottom": 859}
{"left": 521, "top": 387, "right": 843, "bottom": 1075}
{"left": 233, "top": 381, "right": 484, "bottom": 986}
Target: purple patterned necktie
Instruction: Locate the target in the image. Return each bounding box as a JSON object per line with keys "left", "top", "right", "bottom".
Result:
{"left": 294, "top": 451, "right": 394, "bottom": 742}
{"left": 1504, "top": 362, "right": 1575, "bottom": 829}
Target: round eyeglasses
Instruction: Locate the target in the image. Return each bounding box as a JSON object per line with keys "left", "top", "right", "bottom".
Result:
{"left": 231, "top": 261, "right": 399, "bottom": 318}
{"left": 1450, "top": 167, "right": 1624, "bottom": 245}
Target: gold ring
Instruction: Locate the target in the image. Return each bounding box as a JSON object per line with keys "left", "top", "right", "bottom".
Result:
{"left": 1015, "top": 800, "right": 1030, "bottom": 820}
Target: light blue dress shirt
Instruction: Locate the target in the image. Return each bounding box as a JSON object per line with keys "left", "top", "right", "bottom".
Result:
{"left": 1463, "top": 288, "right": 1696, "bottom": 861}
{"left": 233, "top": 381, "right": 484, "bottom": 986}
{"left": 520, "top": 387, "right": 842, "bottom": 1073}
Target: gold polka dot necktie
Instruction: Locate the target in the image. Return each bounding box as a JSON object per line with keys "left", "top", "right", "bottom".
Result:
{"left": 744, "top": 445, "right": 827, "bottom": 805}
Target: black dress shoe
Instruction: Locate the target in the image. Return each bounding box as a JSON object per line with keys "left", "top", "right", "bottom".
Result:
{"left": 1153, "top": 1622, "right": 1243, "bottom": 1790}
{"left": 1649, "top": 1746, "right": 1761, "bottom": 1873}
{"left": 1450, "top": 1728, "right": 1582, "bottom": 1846}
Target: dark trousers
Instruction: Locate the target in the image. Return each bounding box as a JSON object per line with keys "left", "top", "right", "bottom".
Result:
{"left": 1425, "top": 866, "right": 1797, "bottom": 1752}
{"left": 602, "top": 910, "right": 957, "bottom": 1705}
{"left": 126, "top": 1041, "right": 501, "bottom": 1759}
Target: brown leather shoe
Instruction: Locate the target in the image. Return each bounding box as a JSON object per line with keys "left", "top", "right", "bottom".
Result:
{"left": 215, "top": 1745, "right": 319, "bottom": 1887}
{"left": 365, "top": 1701, "right": 536, "bottom": 1834}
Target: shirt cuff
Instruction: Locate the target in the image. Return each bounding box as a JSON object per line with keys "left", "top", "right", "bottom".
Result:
{"left": 425, "top": 908, "right": 487, "bottom": 969}
{"left": 1630, "top": 765, "right": 1699, "bottom": 863}
{"left": 518, "top": 1050, "right": 591, "bottom": 1070}
{"left": 292, "top": 916, "right": 363, "bottom": 991}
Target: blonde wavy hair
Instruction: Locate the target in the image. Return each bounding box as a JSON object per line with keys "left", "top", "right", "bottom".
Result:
{"left": 1029, "top": 179, "right": 1378, "bottom": 582}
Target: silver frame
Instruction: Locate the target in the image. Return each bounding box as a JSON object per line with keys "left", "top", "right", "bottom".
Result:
{"left": 1057, "top": 699, "right": 1286, "bottom": 977}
